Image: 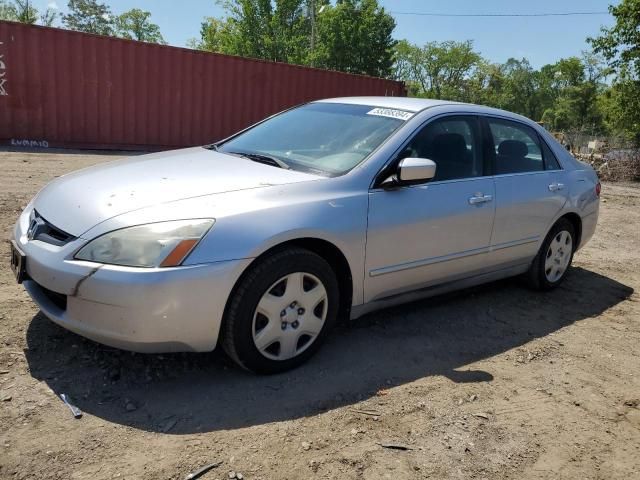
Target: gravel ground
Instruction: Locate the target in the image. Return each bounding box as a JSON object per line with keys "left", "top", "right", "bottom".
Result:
{"left": 0, "top": 149, "right": 639, "bottom": 480}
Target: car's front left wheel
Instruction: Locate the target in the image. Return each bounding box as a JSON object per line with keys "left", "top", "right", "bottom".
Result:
{"left": 221, "top": 247, "right": 340, "bottom": 374}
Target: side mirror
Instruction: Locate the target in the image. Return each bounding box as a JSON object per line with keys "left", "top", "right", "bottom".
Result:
{"left": 398, "top": 157, "right": 437, "bottom": 182}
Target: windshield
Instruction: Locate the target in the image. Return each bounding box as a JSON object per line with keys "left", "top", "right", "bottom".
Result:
{"left": 217, "top": 103, "right": 410, "bottom": 176}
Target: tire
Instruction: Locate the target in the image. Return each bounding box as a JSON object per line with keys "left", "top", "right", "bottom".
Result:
{"left": 221, "top": 247, "right": 340, "bottom": 374}
{"left": 525, "top": 218, "right": 576, "bottom": 291}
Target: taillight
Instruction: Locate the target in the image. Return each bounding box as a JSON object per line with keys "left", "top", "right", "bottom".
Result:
{"left": 595, "top": 182, "right": 601, "bottom": 197}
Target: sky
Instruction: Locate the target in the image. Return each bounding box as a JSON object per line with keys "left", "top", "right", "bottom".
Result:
{"left": 35, "top": 0, "right": 618, "bottom": 68}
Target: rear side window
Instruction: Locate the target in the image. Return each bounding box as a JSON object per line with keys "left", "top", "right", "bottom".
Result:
{"left": 401, "top": 116, "right": 483, "bottom": 181}
{"left": 487, "top": 118, "right": 543, "bottom": 174}
{"left": 541, "top": 139, "right": 561, "bottom": 170}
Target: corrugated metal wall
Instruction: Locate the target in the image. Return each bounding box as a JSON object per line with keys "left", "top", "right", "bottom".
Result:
{"left": 0, "top": 21, "right": 406, "bottom": 150}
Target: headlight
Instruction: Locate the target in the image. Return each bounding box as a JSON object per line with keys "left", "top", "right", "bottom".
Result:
{"left": 75, "top": 219, "right": 214, "bottom": 267}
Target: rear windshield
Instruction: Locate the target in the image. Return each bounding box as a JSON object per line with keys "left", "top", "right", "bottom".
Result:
{"left": 217, "top": 103, "right": 409, "bottom": 176}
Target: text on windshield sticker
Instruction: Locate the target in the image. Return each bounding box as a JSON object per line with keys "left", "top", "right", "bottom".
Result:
{"left": 366, "top": 108, "right": 414, "bottom": 121}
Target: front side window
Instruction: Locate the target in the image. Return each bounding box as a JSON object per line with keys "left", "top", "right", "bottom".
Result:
{"left": 217, "top": 103, "right": 407, "bottom": 176}
{"left": 400, "top": 116, "right": 483, "bottom": 181}
{"left": 487, "top": 118, "right": 544, "bottom": 174}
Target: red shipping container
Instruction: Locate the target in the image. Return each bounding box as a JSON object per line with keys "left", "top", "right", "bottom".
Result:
{"left": 0, "top": 21, "right": 406, "bottom": 151}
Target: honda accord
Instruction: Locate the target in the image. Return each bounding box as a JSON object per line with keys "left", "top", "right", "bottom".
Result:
{"left": 10, "top": 97, "right": 600, "bottom": 373}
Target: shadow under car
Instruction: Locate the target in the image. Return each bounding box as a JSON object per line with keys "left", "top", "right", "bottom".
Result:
{"left": 24, "top": 266, "right": 633, "bottom": 434}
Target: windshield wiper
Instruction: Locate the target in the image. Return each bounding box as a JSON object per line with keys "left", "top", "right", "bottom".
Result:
{"left": 227, "top": 151, "right": 290, "bottom": 170}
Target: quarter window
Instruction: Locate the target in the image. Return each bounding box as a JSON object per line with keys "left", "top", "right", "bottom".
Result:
{"left": 541, "top": 139, "right": 561, "bottom": 170}
{"left": 487, "top": 118, "right": 543, "bottom": 174}
{"left": 401, "top": 116, "right": 483, "bottom": 181}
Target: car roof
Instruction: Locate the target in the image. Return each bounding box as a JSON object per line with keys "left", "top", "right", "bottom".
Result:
{"left": 315, "top": 96, "right": 458, "bottom": 113}
{"left": 315, "top": 96, "right": 535, "bottom": 125}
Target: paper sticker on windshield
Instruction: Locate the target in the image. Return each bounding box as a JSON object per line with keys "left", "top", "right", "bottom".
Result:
{"left": 367, "top": 108, "right": 414, "bottom": 121}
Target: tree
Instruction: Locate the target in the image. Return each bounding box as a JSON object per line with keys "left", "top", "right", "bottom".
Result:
{"left": 537, "top": 55, "right": 602, "bottom": 131}
{"left": 0, "top": 0, "right": 58, "bottom": 25}
{"left": 590, "top": 0, "right": 640, "bottom": 77}
{"left": 194, "top": 0, "right": 394, "bottom": 77}
{"left": 312, "top": 0, "right": 396, "bottom": 77}
{"left": 423, "top": 40, "right": 480, "bottom": 99}
{"left": 40, "top": 7, "right": 58, "bottom": 26}
{"left": 466, "top": 61, "right": 509, "bottom": 107}
{"left": 114, "top": 8, "right": 165, "bottom": 43}
{"left": 198, "top": 0, "right": 311, "bottom": 63}
{"left": 393, "top": 40, "right": 482, "bottom": 100}
{"left": 63, "top": 0, "right": 113, "bottom": 35}
{"left": 599, "top": 78, "right": 640, "bottom": 142}
{"left": 392, "top": 40, "right": 427, "bottom": 95}
{"left": 0, "top": 0, "right": 18, "bottom": 20}
{"left": 497, "top": 58, "right": 541, "bottom": 120}
{"left": 13, "top": 0, "right": 37, "bottom": 23}
{"left": 190, "top": 17, "right": 234, "bottom": 52}
{"left": 392, "top": 37, "right": 610, "bottom": 132}
{"left": 590, "top": 0, "right": 640, "bottom": 142}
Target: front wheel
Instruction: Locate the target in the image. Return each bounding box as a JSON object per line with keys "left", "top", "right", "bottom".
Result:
{"left": 221, "top": 247, "right": 339, "bottom": 374}
{"left": 525, "top": 218, "right": 576, "bottom": 290}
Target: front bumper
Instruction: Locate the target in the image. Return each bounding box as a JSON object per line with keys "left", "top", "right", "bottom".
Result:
{"left": 14, "top": 210, "right": 252, "bottom": 352}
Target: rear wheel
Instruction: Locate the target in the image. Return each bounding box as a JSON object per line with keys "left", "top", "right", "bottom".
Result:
{"left": 221, "top": 247, "right": 339, "bottom": 374}
{"left": 525, "top": 218, "right": 576, "bottom": 290}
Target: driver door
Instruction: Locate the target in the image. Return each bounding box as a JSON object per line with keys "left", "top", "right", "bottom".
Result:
{"left": 364, "top": 115, "right": 496, "bottom": 302}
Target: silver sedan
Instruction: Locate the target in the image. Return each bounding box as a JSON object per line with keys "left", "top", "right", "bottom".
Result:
{"left": 10, "top": 97, "right": 600, "bottom": 373}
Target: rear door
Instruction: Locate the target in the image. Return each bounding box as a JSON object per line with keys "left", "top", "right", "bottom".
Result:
{"left": 483, "top": 116, "right": 568, "bottom": 267}
{"left": 364, "top": 115, "right": 496, "bottom": 303}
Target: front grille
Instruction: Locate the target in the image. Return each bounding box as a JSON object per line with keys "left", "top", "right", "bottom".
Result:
{"left": 28, "top": 210, "right": 75, "bottom": 246}
{"left": 38, "top": 283, "right": 68, "bottom": 311}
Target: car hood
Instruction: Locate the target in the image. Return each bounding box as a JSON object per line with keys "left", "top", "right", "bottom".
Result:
{"left": 33, "top": 147, "right": 321, "bottom": 236}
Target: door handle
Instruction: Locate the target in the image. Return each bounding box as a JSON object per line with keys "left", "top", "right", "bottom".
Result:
{"left": 469, "top": 194, "right": 493, "bottom": 205}
{"left": 548, "top": 182, "right": 565, "bottom": 192}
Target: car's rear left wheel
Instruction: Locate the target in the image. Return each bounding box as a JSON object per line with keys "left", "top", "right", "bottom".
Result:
{"left": 221, "top": 247, "right": 339, "bottom": 374}
{"left": 525, "top": 218, "right": 576, "bottom": 290}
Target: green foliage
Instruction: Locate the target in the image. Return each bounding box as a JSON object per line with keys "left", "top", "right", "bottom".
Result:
{"left": 193, "top": 0, "right": 395, "bottom": 76}
{"left": 0, "top": 0, "right": 18, "bottom": 21}
{"left": 13, "top": 0, "right": 37, "bottom": 23}
{"left": 63, "top": 0, "right": 113, "bottom": 35}
{"left": 62, "top": 1, "right": 167, "bottom": 44}
{"left": 0, "top": 0, "right": 58, "bottom": 25}
{"left": 463, "top": 61, "right": 508, "bottom": 107}
{"left": 114, "top": 9, "right": 165, "bottom": 44}
{"left": 311, "top": 0, "right": 396, "bottom": 77}
{"left": 540, "top": 53, "right": 607, "bottom": 133}
{"left": 394, "top": 40, "right": 612, "bottom": 135}
{"left": 590, "top": 0, "right": 640, "bottom": 143}
{"left": 189, "top": 17, "right": 233, "bottom": 52}
{"left": 189, "top": 15, "right": 223, "bottom": 51}
{"left": 500, "top": 58, "right": 542, "bottom": 120}
{"left": 63, "top": 2, "right": 166, "bottom": 43}
{"left": 196, "top": 0, "right": 311, "bottom": 63}
{"left": 599, "top": 76, "right": 640, "bottom": 143}
{"left": 590, "top": 0, "right": 640, "bottom": 78}
{"left": 39, "top": 8, "right": 58, "bottom": 27}
{"left": 393, "top": 40, "right": 480, "bottom": 99}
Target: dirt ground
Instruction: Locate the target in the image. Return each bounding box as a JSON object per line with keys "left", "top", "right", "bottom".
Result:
{"left": 0, "top": 149, "right": 639, "bottom": 480}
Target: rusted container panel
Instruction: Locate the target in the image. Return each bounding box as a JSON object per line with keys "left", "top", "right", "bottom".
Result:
{"left": 0, "top": 21, "right": 406, "bottom": 150}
